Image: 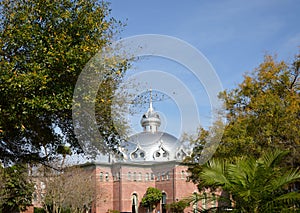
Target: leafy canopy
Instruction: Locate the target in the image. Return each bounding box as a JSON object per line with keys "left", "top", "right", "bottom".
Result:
{"left": 167, "top": 200, "right": 189, "bottom": 213}
{"left": 0, "top": 164, "right": 34, "bottom": 212}
{"left": 141, "top": 187, "right": 163, "bottom": 208}
{"left": 0, "top": 0, "right": 127, "bottom": 164}
{"left": 186, "top": 54, "right": 300, "bottom": 173}
{"left": 217, "top": 54, "right": 300, "bottom": 162}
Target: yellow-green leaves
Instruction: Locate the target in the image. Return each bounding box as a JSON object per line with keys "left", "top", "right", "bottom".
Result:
{"left": 0, "top": 0, "right": 126, "bottom": 163}
{"left": 217, "top": 54, "right": 300, "bottom": 163}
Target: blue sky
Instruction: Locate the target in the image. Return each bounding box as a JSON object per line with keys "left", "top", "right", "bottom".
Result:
{"left": 108, "top": 0, "right": 300, "bottom": 138}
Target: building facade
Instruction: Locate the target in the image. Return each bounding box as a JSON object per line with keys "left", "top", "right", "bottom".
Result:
{"left": 89, "top": 98, "right": 209, "bottom": 213}
{"left": 26, "top": 95, "right": 221, "bottom": 213}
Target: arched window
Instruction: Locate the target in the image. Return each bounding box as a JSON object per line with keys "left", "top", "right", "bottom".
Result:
{"left": 130, "top": 147, "right": 146, "bottom": 160}
{"left": 157, "top": 172, "right": 160, "bottom": 181}
{"left": 181, "top": 170, "right": 185, "bottom": 179}
{"left": 166, "top": 172, "right": 170, "bottom": 180}
{"left": 128, "top": 172, "right": 131, "bottom": 181}
{"left": 133, "top": 172, "right": 137, "bottom": 181}
{"left": 154, "top": 146, "right": 169, "bottom": 160}
{"left": 138, "top": 172, "right": 142, "bottom": 181}
{"left": 145, "top": 173, "right": 149, "bottom": 181}
{"left": 100, "top": 172, "right": 103, "bottom": 182}
{"left": 132, "top": 193, "right": 138, "bottom": 213}
{"left": 162, "top": 192, "right": 167, "bottom": 213}
{"left": 151, "top": 173, "right": 155, "bottom": 181}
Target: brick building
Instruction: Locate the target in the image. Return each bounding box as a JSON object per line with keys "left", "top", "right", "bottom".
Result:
{"left": 26, "top": 96, "right": 221, "bottom": 213}
{"left": 88, "top": 99, "right": 207, "bottom": 213}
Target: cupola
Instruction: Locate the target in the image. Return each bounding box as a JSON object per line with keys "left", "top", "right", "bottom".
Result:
{"left": 140, "top": 90, "right": 161, "bottom": 133}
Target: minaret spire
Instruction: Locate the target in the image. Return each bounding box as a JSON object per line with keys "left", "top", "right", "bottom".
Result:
{"left": 149, "top": 88, "right": 153, "bottom": 111}
{"left": 140, "top": 88, "right": 161, "bottom": 132}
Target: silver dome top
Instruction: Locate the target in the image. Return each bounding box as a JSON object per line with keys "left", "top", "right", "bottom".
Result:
{"left": 116, "top": 90, "right": 191, "bottom": 163}
{"left": 140, "top": 90, "right": 161, "bottom": 133}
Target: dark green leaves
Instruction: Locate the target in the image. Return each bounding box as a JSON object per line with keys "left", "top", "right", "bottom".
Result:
{"left": 0, "top": 0, "right": 126, "bottom": 164}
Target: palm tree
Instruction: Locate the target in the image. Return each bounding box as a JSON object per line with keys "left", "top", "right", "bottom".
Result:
{"left": 197, "top": 149, "right": 300, "bottom": 212}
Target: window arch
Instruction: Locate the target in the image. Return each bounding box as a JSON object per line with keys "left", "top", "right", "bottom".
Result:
{"left": 157, "top": 172, "right": 160, "bottom": 181}
{"left": 130, "top": 146, "right": 146, "bottom": 161}
{"left": 100, "top": 172, "right": 103, "bottom": 182}
{"left": 132, "top": 193, "right": 138, "bottom": 213}
{"left": 151, "top": 173, "right": 155, "bottom": 181}
{"left": 105, "top": 172, "right": 109, "bottom": 181}
{"left": 161, "top": 192, "right": 167, "bottom": 213}
{"left": 176, "top": 149, "right": 187, "bottom": 160}
{"left": 166, "top": 171, "right": 170, "bottom": 180}
{"left": 128, "top": 172, "right": 131, "bottom": 181}
{"left": 181, "top": 170, "right": 185, "bottom": 179}
{"left": 153, "top": 145, "right": 169, "bottom": 160}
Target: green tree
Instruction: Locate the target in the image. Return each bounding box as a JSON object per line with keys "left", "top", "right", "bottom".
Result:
{"left": 0, "top": 164, "right": 34, "bottom": 212}
{"left": 217, "top": 54, "right": 300, "bottom": 164}
{"left": 187, "top": 54, "right": 300, "bottom": 182}
{"left": 0, "top": 0, "right": 128, "bottom": 164}
{"left": 141, "top": 187, "right": 163, "bottom": 212}
{"left": 197, "top": 149, "right": 300, "bottom": 212}
{"left": 167, "top": 200, "right": 189, "bottom": 213}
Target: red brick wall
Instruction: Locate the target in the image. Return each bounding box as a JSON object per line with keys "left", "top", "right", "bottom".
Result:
{"left": 93, "top": 162, "right": 201, "bottom": 213}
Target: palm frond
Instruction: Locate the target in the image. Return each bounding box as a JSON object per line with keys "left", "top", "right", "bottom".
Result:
{"left": 264, "top": 191, "right": 300, "bottom": 212}
{"left": 259, "top": 149, "right": 289, "bottom": 169}
{"left": 269, "top": 168, "right": 300, "bottom": 190}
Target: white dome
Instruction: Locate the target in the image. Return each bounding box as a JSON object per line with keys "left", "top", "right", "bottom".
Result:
{"left": 116, "top": 90, "right": 190, "bottom": 163}
{"left": 118, "top": 131, "right": 189, "bottom": 162}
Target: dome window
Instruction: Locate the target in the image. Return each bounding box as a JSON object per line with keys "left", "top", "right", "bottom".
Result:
{"left": 154, "top": 145, "right": 169, "bottom": 160}
{"left": 163, "top": 151, "right": 168, "bottom": 157}
{"left": 176, "top": 149, "right": 188, "bottom": 160}
{"left": 140, "top": 152, "right": 145, "bottom": 158}
{"left": 130, "top": 145, "right": 146, "bottom": 161}
{"left": 131, "top": 153, "right": 138, "bottom": 159}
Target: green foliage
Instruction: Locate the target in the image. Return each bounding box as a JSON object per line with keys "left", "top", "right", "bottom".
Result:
{"left": 0, "top": 164, "right": 34, "bottom": 212}
{"left": 217, "top": 54, "right": 300, "bottom": 163}
{"left": 107, "top": 210, "right": 120, "bottom": 213}
{"left": 34, "top": 207, "right": 46, "bottom": 213}
{"left": 167, "top": 200, "right": 189, "bottom": 213}
{"left": 0, "top": 0, "right": 127, "bottom": 163}
{"left": 187, "top": 54, "right": 300, "bottom": 185}
{"left": 197, "top": 149, "right": 300, "bottom": 212}
{"left": 141, "top": 187, "right": 163, "bottom": 208}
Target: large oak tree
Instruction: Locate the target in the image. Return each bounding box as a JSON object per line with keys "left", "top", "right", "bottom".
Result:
{"left": 186, "top": 54, "right": 300, "bottom": 197}
{"left": 217, "top": 54, "right": 300, "bottom": 165}
{"left": 0, "top": 0, "right": 128, "bottom": 164}
{"left": 187, "top": 54, "right": 299, "bottom": 166}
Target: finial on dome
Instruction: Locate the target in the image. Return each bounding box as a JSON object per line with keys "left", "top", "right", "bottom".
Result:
{"left": 140, "top": 89, "right": 161, "bottom": 133}
{"left": 149, "top": 88, "right": 153, "bottom": 111}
